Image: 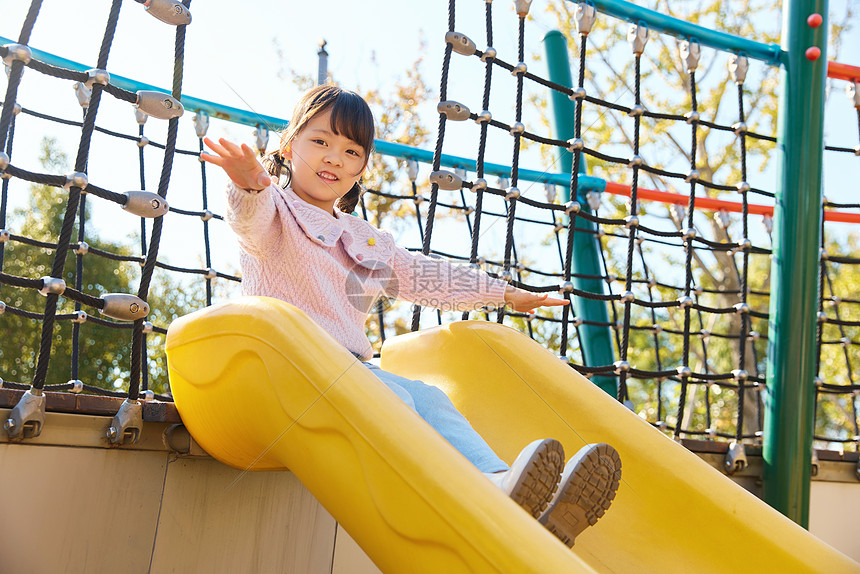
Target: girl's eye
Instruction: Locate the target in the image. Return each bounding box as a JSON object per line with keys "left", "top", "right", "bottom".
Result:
{"left": 312, "top": 139, "right": 326, "bottom": 146}
{"left": 347, "top": 149, "right": 361, "bottom": 157}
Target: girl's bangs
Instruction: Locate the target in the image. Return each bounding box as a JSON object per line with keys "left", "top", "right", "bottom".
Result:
{"left": 328, "top": 93, "right": 375, "bottom": 155}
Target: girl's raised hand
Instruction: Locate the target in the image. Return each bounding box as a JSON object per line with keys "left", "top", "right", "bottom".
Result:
{"left": 503, "top": 285, "right": 569, "bottom": 313}
{"left": 201, "top": 137, "right": 272, "bottom": 191}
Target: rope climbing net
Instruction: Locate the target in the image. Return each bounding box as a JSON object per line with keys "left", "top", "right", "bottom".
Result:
{"left": 0, "top": 0, "right": 858, "bottom": 460}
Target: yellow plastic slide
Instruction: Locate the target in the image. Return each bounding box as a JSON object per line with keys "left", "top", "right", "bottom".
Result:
{"left": 166, "top": 297, "right": 859, "bottom": 573}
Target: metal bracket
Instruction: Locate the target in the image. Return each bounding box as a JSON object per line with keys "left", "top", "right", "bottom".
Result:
{"left": 100, "top": 293, "right": 150, "bottom": 321}
{"left": 4, "top": 388, "right": 46, "bottom": 439}
{"left": 729, "top": 54, "right": 749, "bottom": 85}
{"left": 193, "top": 110, "right": 209, "bottom": 138}
{"left": 627, "top": 22, "right": 649, "bottom": 55}
{"left": 142, "top": 0, "right": 192, "bottom": 26}
{"left": 724, "top": 441, "right": 747, "bottom": 474}
{"left": 106, "top": 399, "right": 143, "bottom": 445}
{"left": 429, "top": 170, "right": 463, "bottom": 190}
{"left": 122, "top": 190, "right": 169, "bottom": 218}
{"left": 135, "top": 91, "right": 184, "bottom": 120}
{"left": 680, "top": 39, "right": 701, "bottom": 74}
{"left": 445, "top": 31, "right": 476, "bottom": 56}
{"left": 574, "top": 1, "right": 597, "bottom": 36}
{"left": 437, "top": 100, "right": 471, "bottom": 121}
{"left": 253, "top": 123, "right": 269, "bottom": 155}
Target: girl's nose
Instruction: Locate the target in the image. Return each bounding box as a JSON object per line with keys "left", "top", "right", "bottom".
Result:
{"left": 324, "top": 152, "right": 342, "bottom": 167}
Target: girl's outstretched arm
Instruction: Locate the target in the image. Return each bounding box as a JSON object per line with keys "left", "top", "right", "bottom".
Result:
{"left": 201, "top": 137, "right": 272, "bottom": 192}
{"left": 503, "top": 285, "right": 569, "bottom": 313}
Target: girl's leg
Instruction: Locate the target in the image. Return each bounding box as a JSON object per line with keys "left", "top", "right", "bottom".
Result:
{"left": 362, "top": 362, "right": 508, "bottom": 473}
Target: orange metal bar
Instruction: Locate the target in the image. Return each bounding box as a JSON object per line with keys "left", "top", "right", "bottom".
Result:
{"left": 603, "top": 182, "right": 860, "bottom": 224}
{"left": 827, "top": 61, "right": 860, "bottom": 83}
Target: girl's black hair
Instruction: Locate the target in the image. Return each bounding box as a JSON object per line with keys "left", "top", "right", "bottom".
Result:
{"left": 263, "top": 85, "right": 375, "bottom": 214}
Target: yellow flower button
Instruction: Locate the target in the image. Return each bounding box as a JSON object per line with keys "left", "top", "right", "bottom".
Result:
{"left": 367, "top": 238, "right": 376, "bottom": 246}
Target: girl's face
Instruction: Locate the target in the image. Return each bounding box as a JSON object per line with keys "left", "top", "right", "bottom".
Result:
{"left": 283, "top": 109, "right": 367, "bottom": 213}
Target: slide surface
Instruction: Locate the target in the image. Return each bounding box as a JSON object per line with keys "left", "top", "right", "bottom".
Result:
{"left": 166, "top": 297, "right": 859, "bottom": 574}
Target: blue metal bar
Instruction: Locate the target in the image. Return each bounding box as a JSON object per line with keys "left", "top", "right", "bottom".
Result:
{"left": 1, "top": 35, "right": 610, "bottom": 192}
{"left": 571, "top": 0, "right": 785, "bottom": 66}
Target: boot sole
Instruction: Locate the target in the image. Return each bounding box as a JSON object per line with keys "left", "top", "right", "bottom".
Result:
{"left": 507, "top": 439, "right": 566, "bottom": 519}
{"left": 540, "top": 443, "right": 621, "bottom": 547}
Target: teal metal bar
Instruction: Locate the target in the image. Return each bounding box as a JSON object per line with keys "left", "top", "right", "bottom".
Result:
{"left": 0, "top": 35, "right": 611, "bottom": 191}
{"left": 543, "top": 30, "right": 617, "bottom": 397}
{"left": 572, "top": 0, "right": 784, "bottom": 65}
{"left": 762, "top": 0, "right": 827, "bottom": 527}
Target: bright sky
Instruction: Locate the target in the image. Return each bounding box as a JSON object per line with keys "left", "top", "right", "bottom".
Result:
{"left": 0, "top": 0, "right": 858, "bottom": 294}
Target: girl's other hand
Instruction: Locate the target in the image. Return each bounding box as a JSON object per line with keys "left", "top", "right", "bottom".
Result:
{"left": 201, "top": 137, "right": 272, "bottom": 191}
{"left": 503, "top": 285, "right": 569, "bottom": 313}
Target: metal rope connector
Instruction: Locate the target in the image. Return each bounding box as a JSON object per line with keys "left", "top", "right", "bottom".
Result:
{"left": 848, "top": 81, "right": 860, "bottom": 109}
{"left": 253, "top": 123, "right": 269, "bottom": 155}
{"left": 406, "top": 160, "right": 419, "bottom": 182}
{"left": 445, "top": 32, "right": 476, "bottom": 56}
{"left": 627, "top": 22, "right": 649, "bottom": 55}
{"left": 679, "top": 39, "right": 701, "bottom": 74}
{"left": 135, "top": 91, "right": 184, "bottom": 120}
{"left": 514, "top": 0, "right": 533, "bottom": 17}
{"left": 39, "top": 276, "right": 66, "bottom": 296}
{"left": 728, "top": 54, "right": 749, "bottom": 85}
{"left": 73, "top": 81, "right": 92, "bottom": 109}
{"left": 193, "top": 109, "right": 209, "bottom": 137}
{"left": 574, "top": 2, "right": 597, "bottom": 36}
{"left": 100, "top": 293, "right": 150, "bottom": 321}
{"left": 2, "top": 43, "right": 32, "bottom": 66}
{"left": 107, "top": 399, "right": 142, "bottom": 445}
{"left": 0, "top": 151, "right": 8, "bottom": 173}
{"left": 142, "top": 0, "right": 192, "bottom": 26}
{"left": 84, "top": 68, "right": 110, "bottom": 90}
{"left": 5, "top": 388, "right": 46, "bottom": 439}
{"left": 64, "top": 171, "right": 89, "bottom": 192}
{"left": 437, "top": 101, "right": 471, "bottom": 121}
{"left": 724, "top": 441, "right": 747, "bottom": 474}
{"left": 122, "top": 191, "right": 169, "bottom": 218}
{"left": 470, "top": 178, "right": 487, "bottom": 192}
{"left": 429, "top": 170, "right": 463, "bottom": 190}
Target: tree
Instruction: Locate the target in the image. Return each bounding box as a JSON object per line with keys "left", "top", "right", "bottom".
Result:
{"left": 0, "top": 137, "right": 200, "bottom": 394}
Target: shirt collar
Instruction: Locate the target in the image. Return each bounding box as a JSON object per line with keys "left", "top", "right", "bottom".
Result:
{"left": 282, "top": 186, "right": 346, "bottom": 248}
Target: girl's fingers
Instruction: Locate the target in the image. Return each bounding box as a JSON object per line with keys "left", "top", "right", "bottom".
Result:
{"left": 199, "top": 152, "right": 223, "bottom": 166}
{"left": 219, "top": 138, "right": 243, "bottom": 157}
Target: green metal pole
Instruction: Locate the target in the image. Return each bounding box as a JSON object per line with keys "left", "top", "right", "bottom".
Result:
{"left": 543, "top": 30, "right": 617, "bottom": 397}
{"left": 762, "top": 0, "right": 828, "bottom": 527}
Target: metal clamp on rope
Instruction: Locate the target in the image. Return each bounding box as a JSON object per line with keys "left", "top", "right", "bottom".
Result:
{"left": 73, "top": 81, "right": 92, "bottom": 109}
{"left": 254, "top": 124, "right": 269, "bottom": 154}
{"left": 193, "top": 110, "right": 210, "bottom": 138}
{"left": 724, "top": 441, "right": 747, "bottom": 474}
{"left": 2, "top": 43, "right": 32, "bottom": 66}
{"left": 122, "top": 191, "right": 169, "bottom": 218}
{"left": 100, "top": 293, "right": 150, "bottom": 321}
{"left": 64, "top": 171, "right": 89, "bottom": 192}
{"left": 729, "top": 54, "right": 749, "bottom": 85}
{"left": 445, "top": 32, "right": 477, "bottom": 56}
{"left": 406, "top": 159, "right": 419, "bottom": 182}
{"left": 84, "top": 68, "right": 110, "bottom": 90}
{"left": 847, "top": 81, "right": 860, "bottom": 110}
{"left": 4, "top": 388, "right": 46, "bottom": 439}
{"left": 107, "top": 399, "right": 143, "bottom": 445}
{"left": 142, "top": 0, "right": 192, "bottom": 26}
{"left": 135, "top": 91, "right": 184, "bottom": 120}
{"left": 627, "top": 22, "right": 649, "bottom": 55}
{"left": 679, "top": 39, "right": 701, "bottom": 74}
{"left": 0, "top": 151, "right": 9, "bottom": 175}
{"left": 430, "top": 170, "right": 463, "bottom": 190}
{"left": 39, "top": 276, "right": 66, "bottom": 296}
{"left": 574, "top": 1, "right": 597, "bottom": 36}
{"left": 437, "top": 100, "right": 471, "bottom": 121}
{"left": 514, "top": 0, "right": 533, "bottom": 17}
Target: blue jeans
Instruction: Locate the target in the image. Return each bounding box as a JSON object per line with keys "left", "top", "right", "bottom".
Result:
{"left": 362, "top": 362, "right": 508, "bottom": 473}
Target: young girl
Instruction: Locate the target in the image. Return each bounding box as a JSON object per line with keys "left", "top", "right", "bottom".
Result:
{"left": 201, "top": 84, "right": 621, "bottom": 547}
